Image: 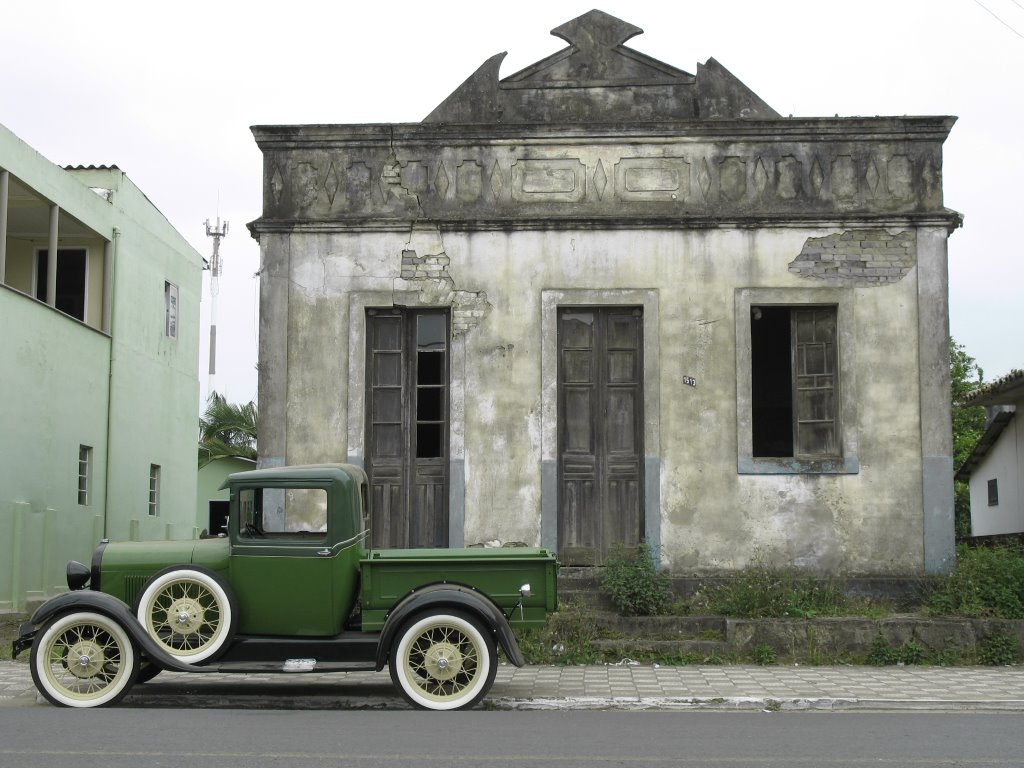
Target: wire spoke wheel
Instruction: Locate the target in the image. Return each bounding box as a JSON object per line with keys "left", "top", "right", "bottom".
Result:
{"left": 136, "top": 567, "right": 235, "bottom": 663}
{"left": 31, "top": 612, "right": 137, "bottom": 707}
{"left": 390, "top": 612, "right": 497, "bottom": 710}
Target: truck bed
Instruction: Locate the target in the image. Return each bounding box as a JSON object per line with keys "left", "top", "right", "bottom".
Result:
{"left": 359, "top": 547, "right": 558, "bottom": 631}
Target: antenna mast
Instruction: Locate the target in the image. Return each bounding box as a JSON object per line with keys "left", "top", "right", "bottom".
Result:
{"left": 204, "top": 216, "right": 229, "bottom": 397}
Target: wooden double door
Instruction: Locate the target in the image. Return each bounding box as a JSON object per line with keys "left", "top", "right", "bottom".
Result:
{"left": 558, "top": 307, "right": 645, "bottom": 565}
{"left": 366, "top": 309, "right": 449, "bottom": 548}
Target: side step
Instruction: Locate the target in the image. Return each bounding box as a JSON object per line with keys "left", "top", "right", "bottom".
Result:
{"left": 198, "top": 660, "right": 379, "bottom": 674}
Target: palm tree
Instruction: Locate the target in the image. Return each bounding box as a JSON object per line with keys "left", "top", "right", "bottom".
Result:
{"left": 198, "top": 392, "right": 257, "bottom": 467}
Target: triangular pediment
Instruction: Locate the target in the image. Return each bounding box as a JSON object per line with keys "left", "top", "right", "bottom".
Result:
{"left": 424, "top": 9, "right": 778, "bottom": 124}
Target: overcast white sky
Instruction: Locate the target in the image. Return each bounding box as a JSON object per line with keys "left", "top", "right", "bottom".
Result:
{"left": 4, "top": 0, "right": 1022, "bottom": 406}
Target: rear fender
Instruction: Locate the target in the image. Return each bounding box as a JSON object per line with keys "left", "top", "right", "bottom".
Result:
{"left": 375, "top": 583, "right": 525, "bottom": 670}
{"left": 18, "top": 591, "right": 203, "bottom": 673}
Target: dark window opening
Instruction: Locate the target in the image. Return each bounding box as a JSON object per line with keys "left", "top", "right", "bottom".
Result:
{"left": 751, "top": 307, "right": 794, "bottom": 457}
{"left": 208, "top": 500, "right": 229, "bottom": 535}
{"left": 413, "top": 313, "right": 447, "bottom": 460}
{"left": 36, "top": 248, "right": 87, "bottom": 321}
{"left": 988, "top": 479, "right": 999, "bottom": 507}
{"left": 751, "top": 306, "right": 838, "bottom": 459}
{"left": 416, "top": 423, "right": 443, "bottom": 459}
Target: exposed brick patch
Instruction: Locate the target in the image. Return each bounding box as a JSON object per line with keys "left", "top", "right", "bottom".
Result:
{"left": 401, "top": 250, "right": 452, "bottom": 282}
{"left": 789, "top": 229, "right": 916, "bottom": 285}
{"left": 400, "top": 249, "right": 492, "bottom": 336}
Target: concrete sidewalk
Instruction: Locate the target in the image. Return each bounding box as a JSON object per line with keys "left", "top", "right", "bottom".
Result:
{"left": 3, "top": 659, "right": 1024, "bottom": 711}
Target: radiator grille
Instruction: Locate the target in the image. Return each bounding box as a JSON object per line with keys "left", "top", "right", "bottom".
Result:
{"left": 123, "top": 575, "right": 147, "bottom": 607}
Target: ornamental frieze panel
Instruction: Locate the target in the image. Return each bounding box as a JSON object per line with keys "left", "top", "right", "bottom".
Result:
{"left": 260, "top": 141, "right": 945, "bottom": 224}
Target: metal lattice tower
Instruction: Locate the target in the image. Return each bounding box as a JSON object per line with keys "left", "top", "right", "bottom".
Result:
{"left": 204, "top": 217, "right": 228, "bottom": 396}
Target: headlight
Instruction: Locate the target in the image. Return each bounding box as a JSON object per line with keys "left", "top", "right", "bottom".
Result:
{"left": 66, "top": 560, "right": 91, "bottom": 591}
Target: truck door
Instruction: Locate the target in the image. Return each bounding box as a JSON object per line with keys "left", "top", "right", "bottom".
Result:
{"left": 229, "top": 485, "right": 344, "bottom": 636}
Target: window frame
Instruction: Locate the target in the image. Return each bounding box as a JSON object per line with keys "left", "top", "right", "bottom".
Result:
{"left": 78, "top": 445, "right": 92, "bottom": 506}
{"left": 148, "top": 464, "right": 161, "bottom": 516}
{"left": 736, "top": 287, "right": 859, "bottom": 475}
{"left": 164, "top": 281, "right": 179, "bottom": 339}
{"left": 987, "top": 478, "right": 999, "bottom": 507}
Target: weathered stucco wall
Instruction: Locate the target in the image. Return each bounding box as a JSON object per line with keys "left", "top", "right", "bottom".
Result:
{"left": 258, "top": 222, "right": 930, "bottom": 574}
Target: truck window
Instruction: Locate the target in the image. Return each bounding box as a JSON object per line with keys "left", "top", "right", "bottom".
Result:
{"left": 239, "top": 487, "right": 328, "bottom": 539}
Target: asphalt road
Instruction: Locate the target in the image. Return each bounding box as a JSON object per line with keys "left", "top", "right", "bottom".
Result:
{"left": 0, "top": 709, "right": 1021, "bottom": 768}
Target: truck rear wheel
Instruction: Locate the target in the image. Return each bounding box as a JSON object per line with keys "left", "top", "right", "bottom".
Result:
{"left": 135, "top": 566, "right": 236, "bottom": 664}
{"left": 30, "top": 611, "right": 138, "bottom": 708}
{"left": 389, "top": 610, "right": 497, "bottom": 710}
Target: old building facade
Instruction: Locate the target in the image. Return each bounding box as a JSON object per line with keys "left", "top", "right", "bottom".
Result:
{"left": 249, "top": 11, "right": 959, "bottom": 574}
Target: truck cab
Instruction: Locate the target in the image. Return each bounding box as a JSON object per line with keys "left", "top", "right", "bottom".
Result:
{"left": 225, "top": 465, "right": 368, "bottom": 636}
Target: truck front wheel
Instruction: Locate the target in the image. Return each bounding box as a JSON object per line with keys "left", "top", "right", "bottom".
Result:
{"left": 30, "top": 611, "right": 138, "bottom": 708}
{"left": 135, "top": 566, "right": 236, "bottom": 664}
{"left": 389, "top": 611, "right": 497, "bottom": 710}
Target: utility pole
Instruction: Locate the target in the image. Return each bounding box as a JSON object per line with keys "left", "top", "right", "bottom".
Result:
{"left": 205, "top": 217, "right": 228, "bottom": 398}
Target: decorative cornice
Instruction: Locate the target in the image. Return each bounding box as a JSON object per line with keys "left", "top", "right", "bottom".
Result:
{"left": 249, "top": 118, "right": 957, "bottom": 235}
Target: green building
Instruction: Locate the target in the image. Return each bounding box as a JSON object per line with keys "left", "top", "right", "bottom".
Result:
{"left": 1, "top": 123, "right": 203, "bottom": 611}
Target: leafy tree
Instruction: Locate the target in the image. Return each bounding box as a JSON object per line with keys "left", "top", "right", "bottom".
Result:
{"left": 950, "top": 338, "right": 985, "bottom": 538}
{"left": 198, "top": 392, "right": 257, "bottom": 467}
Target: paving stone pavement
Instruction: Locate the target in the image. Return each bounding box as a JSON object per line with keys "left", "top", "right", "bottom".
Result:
{"left": 3, "top": 658, "right": 1024, "bottom": 711}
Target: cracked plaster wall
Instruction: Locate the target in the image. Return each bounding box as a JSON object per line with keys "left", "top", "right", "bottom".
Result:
{"left": 263, "top": 223, "right": 931, "bottom": 574}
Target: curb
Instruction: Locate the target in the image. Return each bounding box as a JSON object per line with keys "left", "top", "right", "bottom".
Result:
{"left": 488, "top": 696, "right": 1024, "bottom": 712}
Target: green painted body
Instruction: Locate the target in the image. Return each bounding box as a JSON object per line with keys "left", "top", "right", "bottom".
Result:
{"left": 94, "top": 464, "right": 557, "bottom": 637}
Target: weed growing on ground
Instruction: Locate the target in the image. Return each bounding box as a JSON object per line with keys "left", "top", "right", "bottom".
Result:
{"left": 866, "top": 633, "right": 928, "bottom": 666}
{"left": 599, "top": 542, "right": 674, "bottom": 616}
{"left": 925, "top": 544, "right": 1024, "bottom": 619}
{"left": 977, "top": 634, "right": 1019, "bottom": 666}
{"left": 691, "top": 558, "right": 872, "bottom": 618}
{"left": 0, "top": 614, "right": 28, "bottom": 662}
{"left": 517, "top": 599, "right": 599, "bottom": 665}
{"left": 752, "top": 644, "right": 778, "bottom": 665}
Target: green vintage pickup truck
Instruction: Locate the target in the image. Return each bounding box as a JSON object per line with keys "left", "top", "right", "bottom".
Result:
{"left": 13, "top": 464, "right": 558, "bottom": 710}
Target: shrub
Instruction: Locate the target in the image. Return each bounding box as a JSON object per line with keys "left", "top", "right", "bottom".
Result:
{"left": 600, "top": 542, "right": 674, "bottom": 616}
{"left": 926, "top": 544, "right": 1024, "bottom": 619}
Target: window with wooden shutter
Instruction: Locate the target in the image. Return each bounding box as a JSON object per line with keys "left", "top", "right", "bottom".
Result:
{"left": 751, "top": 306, "right": 839, "bottom": 459}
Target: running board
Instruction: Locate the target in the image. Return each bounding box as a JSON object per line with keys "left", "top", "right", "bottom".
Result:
{"left": 198, "top": 660, "right": 378, "bottom": 674}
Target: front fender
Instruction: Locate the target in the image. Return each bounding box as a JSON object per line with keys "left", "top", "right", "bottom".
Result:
{"left": 16, "top": 591, "right": 202, "bottom": 673}
{"left": 375, "top": 583, "right": 525, "bottom": 670}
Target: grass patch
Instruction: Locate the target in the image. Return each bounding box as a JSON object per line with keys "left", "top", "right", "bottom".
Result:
{"left": 691, "top": 560, "right": 880, "bottom": 618}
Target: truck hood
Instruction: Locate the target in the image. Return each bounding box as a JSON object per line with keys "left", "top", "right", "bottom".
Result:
{"left": 100, "top": 536, "right": 230, "bottom": 573}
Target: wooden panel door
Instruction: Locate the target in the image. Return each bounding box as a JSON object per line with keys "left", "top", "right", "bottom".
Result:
{"left": 366, "top": 309, "right": 449, "bottom": 548}
{"left": 558, "top": 307, "right": 644, "bottom": 565}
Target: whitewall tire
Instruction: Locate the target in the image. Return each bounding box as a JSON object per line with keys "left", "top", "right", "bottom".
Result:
{"left": 30, "top": 611, "right": 138, "bottom": 708}
{"left": 389, "top": 611, "right": 497, "bottom": 711}
{"left": 135, "top": 566, "right": 236, "bottom": 664}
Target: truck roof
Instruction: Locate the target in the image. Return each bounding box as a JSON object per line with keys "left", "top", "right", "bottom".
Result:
{"left": 219, "top": 463, "right": 367, "bottom": 490}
